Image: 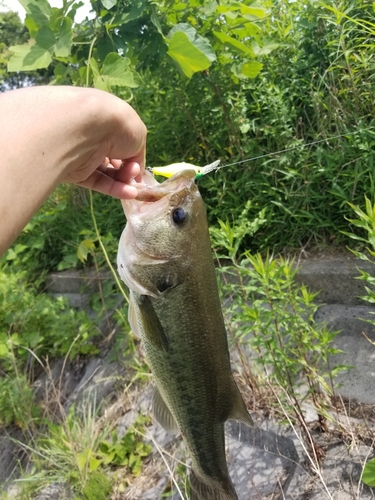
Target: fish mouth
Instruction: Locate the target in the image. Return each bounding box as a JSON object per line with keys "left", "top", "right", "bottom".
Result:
{"left": 121, "top": 169, "right": 197, "bottom": 219}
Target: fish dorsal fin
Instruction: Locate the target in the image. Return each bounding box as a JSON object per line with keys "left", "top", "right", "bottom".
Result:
{"left": 228, "top": 380, "right": 254, "bottom": 427}
{"left": 152, "top": 387, "right": 179, "bottom": 433}
{"left": 132, "top": 292, "right": 169, "bottom": 351}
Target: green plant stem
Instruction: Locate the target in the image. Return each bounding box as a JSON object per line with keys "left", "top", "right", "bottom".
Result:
{"left": 89, "top": 191, "right": 129, "bottom": 304}
{"left": 86, "top": 35, "right": 98, "bottom": 88}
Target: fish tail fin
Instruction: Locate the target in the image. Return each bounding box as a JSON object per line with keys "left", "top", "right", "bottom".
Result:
{"left": 190, "top": 469, "right": 238, "bottom": 500}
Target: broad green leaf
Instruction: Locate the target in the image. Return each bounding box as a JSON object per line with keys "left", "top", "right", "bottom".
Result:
{"left": 97, "top": 35, "right": 115, "bottom": 62}
{"left": 24, "top": 15, "right": 39, "bottom": 37}
{"left": 55, "top": 17, "right": 73, "bottom": 57}
{"left": 5, "top": 249, "right": 17, "bottom": 261}
{"left": 223, "top": 11, "right": 238, "bottom": 20}
{"left": 239, "top": 61, "right": 263, "bottom": 78}
{"left": 102, "top": 0, "right": 116, "bottom": 9}
{"left": 168, "top": 31, "right": 213, "bottom": 78}
{"left": 19, "top": 0, "right": 51, "bottom": 27}
{"left": 255, "top": 39, "right": 279, "bottom": 56}
{"left": 203, "top": 1, "right": 217, "bottom": 16}
{"left": 8, "top": 44, "right": 52, "bottom": 71}
{"left": 77, "top": 449, "right": 90, "bottom": 471}
{"left": 175, "top": 2, "right": 188, "bottom": 10}
{"left": 111, "top": 8, "right": 144, "bottom": 26}
{"left": 167, "top": 23, "right": 216, "bottom": 62}
{"left": 35, "top": 25, "right": 56, "bottom": 50}
{"left": 217, "top": 5, "right": 238, "bottom": 14}
{"left": 89, "top": 457, "right": 102, "bottom": 471}
{"left": 233, "top": 22, "right": 262, "bottom": 39}
{"left": 150, "top": 9, "right": 163, "bottom": 35}
{"left": 89, "top": 57, "right": 100, "bottom": 79}
{"left": 0, "top": 343, "right": 9, "bottom": 357}
{"left": 101, "top": 53, "right": 142, "bottom": 88}
{"left": 362, "top": 458, "right": 375, "bottom": 486}
{"left": 18, "top": 0, "right": 51, "bottom": 17}
{"left": 213, "top": 31, "right": 254, "bottom": 56}
{"left": 77, "top": 239, "right": 94, "bottom": 263}
{"left": 238, "top": 2, "right": 267, "bottom": 18}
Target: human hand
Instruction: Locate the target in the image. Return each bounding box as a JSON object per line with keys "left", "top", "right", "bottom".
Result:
{"left": 61, "top": 91, "right": 146, "bottom": 199}
{"left": 0, "top": 86, "right": 147, "bottom": 254}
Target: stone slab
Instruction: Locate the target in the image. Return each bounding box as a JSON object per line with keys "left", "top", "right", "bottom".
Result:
{"left": 295, "top": 256, "right": 375, "bottom": 306}
{"left": 315, "top": 305, "right": 375, "bottom": 404}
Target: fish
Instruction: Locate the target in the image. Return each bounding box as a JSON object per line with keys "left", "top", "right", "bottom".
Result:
{"left": 117, "top": 168, "right": 253, "bottom": 500}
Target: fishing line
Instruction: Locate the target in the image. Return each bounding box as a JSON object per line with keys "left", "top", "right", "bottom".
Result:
{"left": 218, "top": 128, "right": 374, "bottom": 171}
{"left": 149, "top": 128, "right": 374, "bottom": 179}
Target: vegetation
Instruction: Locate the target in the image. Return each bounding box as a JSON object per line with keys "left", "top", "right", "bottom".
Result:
{"left": 344, "top": 196, "right": 375, "bottom": 488}
{"left": 1, "top": 0, "right": 375, "bottom": 497}
{"left": 2, "top": 0, "right": 375, "bottom": 271}
{"left": 12, "top": 402, "right": 152, "bottom": 499}
{"left": 211, "top": 222, "right": 351, "bottom": 460}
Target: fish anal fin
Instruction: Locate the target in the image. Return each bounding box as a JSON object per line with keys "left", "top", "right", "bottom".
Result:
{"left": 152, "top": 387, "right": 179, "bottom": 434}
{"left": 190, "top": 469, "right": 238, "bottom": 500}
{"left": 228, "top": 380, "right": 254, "bottom": 427}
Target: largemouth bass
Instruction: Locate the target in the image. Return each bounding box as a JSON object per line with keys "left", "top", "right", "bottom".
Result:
{"left": 117, "top": 169, "right": 253, "bottom": 500}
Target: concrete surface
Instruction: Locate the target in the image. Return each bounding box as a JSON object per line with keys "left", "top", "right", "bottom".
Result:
{"left": 315, "top": 305, "right": 375, "bottom": 404}
{"left": 295, "top": 256, "right": 375, "bottom": 306}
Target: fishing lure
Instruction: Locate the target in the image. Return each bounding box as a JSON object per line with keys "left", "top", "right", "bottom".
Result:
{"left": 148, "top": 160, "right": 221, "bottom": 179}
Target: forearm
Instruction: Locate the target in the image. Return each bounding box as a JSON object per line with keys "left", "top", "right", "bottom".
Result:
{"left": 0, "top": 86, "right": 146, "bottom": 255}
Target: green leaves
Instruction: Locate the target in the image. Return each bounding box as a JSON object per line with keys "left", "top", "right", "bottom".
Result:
{"left": 97, "top": 417, "right": 152, "bottom": 476}
{"left": 213, "top": 31, "right": 255, "bottom": 56}
{"left": 7, "top": 0, "right": 73, "bottom": 72}
{"left": 101, "top": 0, "right": 116, "bottom": 9}
{"left": 8, "top": 43, "right": 52, "bottom": 71}
{"left": 19, "top": 0, "right": 52, "bottom": 27}
{"left": 91, "top": 53, "right": 142, "bottom": 92}
{"left": 18, "top": 0, "right": 51, "bottom": 17}
{"left": 7, "top": 0, "right": 273, "bottom": 87}
{"left": 167, "top": 23, "right": 216, "bottom": 78}
{"left": 362, "top": 458, "right": 375, "bottom": 487}
{"left": 55, "top": 17, "right": 73, "bottom": 57}
{"left": 231, "top": 60, "right": 263, "bottom": 80}
{"left": 35, "top": 25, "right": 55, "bottom": 50}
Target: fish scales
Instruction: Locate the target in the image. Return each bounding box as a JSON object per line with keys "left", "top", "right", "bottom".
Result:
{"left": 118, "top": 169, "right": 253, "bottom": 500}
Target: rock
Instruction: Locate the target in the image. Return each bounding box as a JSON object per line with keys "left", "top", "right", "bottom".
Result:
{"left": 289, "top": 443, "right": 375, "bottom": 500}
{"left": 315, "top": 305, "right": 375, "bottom": 405}
{"left": 226, "top": 420, "right": 301, "bottom": 499}
{"left": 295, "top": 255, "right": 375, "bottom": 306}
{"left": 33, "top": 483, "right": 73, "bottom": 500}
{"left": 0, "top": 429, "right": 26, "bottom": 484}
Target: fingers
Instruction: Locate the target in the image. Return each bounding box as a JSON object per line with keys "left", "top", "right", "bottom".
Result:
{"left": 106, "top": 101, "right": 147, "bottom": 171}
{"left": 77, "top": 169, "right": 139, "bottom": 199}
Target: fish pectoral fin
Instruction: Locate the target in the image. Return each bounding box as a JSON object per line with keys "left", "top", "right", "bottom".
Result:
{"left": 152, "top": 387, "right": 179, "bottom": 433}
{"left": 228, "top": 380, "right": 254, "bottom": 427}
{"left": 135, "top": 294, "right": 169, "bottom": 351}
{"left": 128, "top": 296, "right": 141, "bottom": 338}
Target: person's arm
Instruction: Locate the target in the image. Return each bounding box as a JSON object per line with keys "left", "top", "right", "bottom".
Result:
{"left": 0, "top": 86, "right": 147, "bottom": 256}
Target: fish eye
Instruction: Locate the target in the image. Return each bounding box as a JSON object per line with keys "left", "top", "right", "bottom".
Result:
{"left": 172, "top": 207, "right": 188, "bottom": 225}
